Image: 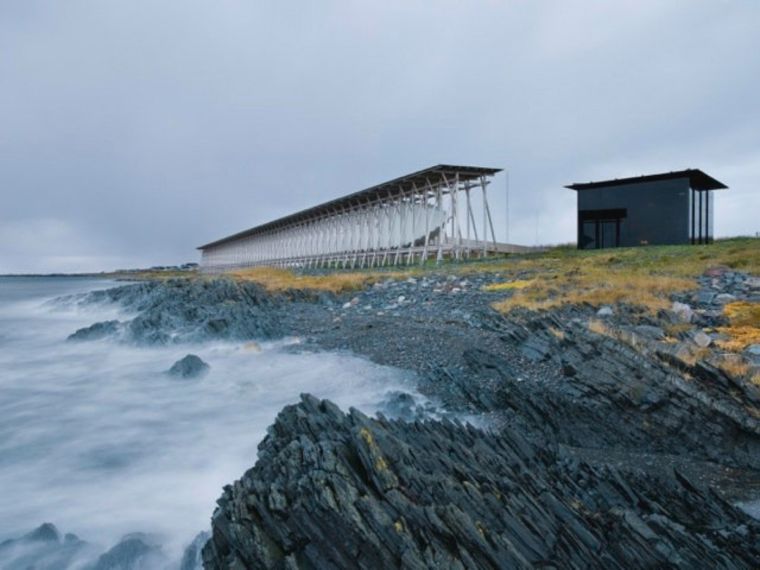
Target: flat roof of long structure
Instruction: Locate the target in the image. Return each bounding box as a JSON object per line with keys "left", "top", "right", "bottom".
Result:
{"left": 565, "top": 169, "right": 728, "bottom": 192}
{"left": 198, "top": 164, "right": 502, "bottom": 250}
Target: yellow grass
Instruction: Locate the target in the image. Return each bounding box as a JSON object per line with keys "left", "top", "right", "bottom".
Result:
{"left": 492, "top": 267, "right": 693, "bottom": 314}
{"left": 228, "top": 267, "right": 399, "bottom": 293}
{"left": 678, "top": 347, "right": 712, "bottom": 366}
{"left": 482, "top": 279, "right": 534, "bottom": 292}
{"left": 663, "top": 323, "right": 693, "bottom": 338}
{"left": 717, "top": 301, "right": 760, "bottom": 352}
{"left": 489, "top": 238, "right": 760, "bottom": 315}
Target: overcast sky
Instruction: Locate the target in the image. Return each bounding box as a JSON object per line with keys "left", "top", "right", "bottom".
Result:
{"left": 1, "top": 1, "right": 758, "bottom": 273}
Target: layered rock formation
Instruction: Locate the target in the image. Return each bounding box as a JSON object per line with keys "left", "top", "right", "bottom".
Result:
{"left": 68, "top": 279, "right": 318, "bottom": 344}
{"left": 203, "top": 395, "right": 760, "bottom": 569}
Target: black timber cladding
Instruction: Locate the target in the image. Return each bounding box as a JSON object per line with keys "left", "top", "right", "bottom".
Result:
{"left": 198, "top": 164, "right": 502, "bottom": 250}
{"left": 566, "top": 169, "right": 728, "bottom": 249}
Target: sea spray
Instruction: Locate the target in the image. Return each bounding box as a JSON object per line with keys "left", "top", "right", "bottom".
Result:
{"left": 0, "top": 276, "right": 426, "bottom": 567}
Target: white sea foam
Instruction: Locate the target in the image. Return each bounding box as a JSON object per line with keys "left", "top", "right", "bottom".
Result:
{"left": 0, "top": 277, "right": 421, "bottom": 566}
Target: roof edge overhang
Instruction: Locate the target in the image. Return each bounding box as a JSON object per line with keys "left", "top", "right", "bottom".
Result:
{"left": 565, "top": 169, "right": 728, "bottom": 192}
{"left": 197, "top": 164, "right": 502, "bottom": 250}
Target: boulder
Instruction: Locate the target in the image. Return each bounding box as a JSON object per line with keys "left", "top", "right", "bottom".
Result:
{"left": 671, "top": 302, "right": 693, "bottom": 323}
{"left": 596, "top": 305, "right": 614, "bottom": 317}
{"left": 715, "top": 293, "right": 738, "bottom": 304}
{"left": 693, "top": 331, "right": 712, "bottom": 348}
{"left": 67, "top": 320, "right": 120, "bottom": 341}
{"left": 89, "top": 534, "right": 166, "bottom": 570}
{"left": 747, "top": 345, "right": 760, "bottom": 364}
{"left": 167, "top": 354, "right": 209, "bottom": 379}
{"left": 695, "top": 291, "right": 716, "bottom": 305}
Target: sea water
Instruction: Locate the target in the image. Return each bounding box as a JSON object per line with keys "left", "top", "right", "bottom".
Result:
{"left": 0, "top": 276, "right": 421, "bottom": 564}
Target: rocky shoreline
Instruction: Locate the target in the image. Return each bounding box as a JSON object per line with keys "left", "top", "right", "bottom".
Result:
{"left": 202, "top": 395, "right": 760, "bottom": 569}
{"left": 45, "top": 267, "right": 760, "bottom": 567}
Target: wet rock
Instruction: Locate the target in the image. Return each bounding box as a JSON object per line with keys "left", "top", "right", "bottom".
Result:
{"left": 378, "top": 391, "right": 437, "bottom": 422}
{"left": 24, "top": 522, "right": 60, "bottom": 542}
{"left": 0, "top": 523, "right": 92, "bottom": 570}
{"left": 72, "top": 279, "right": 305, "bottom": 345}
{"left": 68, "top": 320, "right": 121, "bottom": 341}
{"left": 167, "top": 354, "right": 209, "bottom": 379}
{"left": 89, "top": 534, "right": 166, "bottom": 570}
{"left": 203, "top": 396, "right": 760, "bottom": 570}
{"left": 180, "top": 531, "right": 210, "bottom": 570}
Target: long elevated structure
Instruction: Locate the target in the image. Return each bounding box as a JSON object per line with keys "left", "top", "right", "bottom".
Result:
{"left": 198, "top": 164, "right": 525, "bottom": 271}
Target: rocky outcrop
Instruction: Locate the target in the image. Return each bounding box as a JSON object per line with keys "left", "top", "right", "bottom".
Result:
{"left": 70, "top": 279, "right": 317, "bottom": 344}
{"left": 181, "top": 532, "right": 210, "bottom": 570}
{"left": 203, "top": 395, "right": 760, "bottom": 569}
{"left": 88, "top": 533, "right": 166, "bottom": 570}
{"left": 168, "top": 354, "right": 210, "bottom": 379}
{"left": 68, "top": 319, "right": 121, "bottom": 341}
{"left": 0, "top": 523, "right": 206, "bottom": 570}
{"left": 0, "top": 523, "right": 94, "bottom": 570}
{"left": 442, "top": 308, "right": 760, "bottom": 471}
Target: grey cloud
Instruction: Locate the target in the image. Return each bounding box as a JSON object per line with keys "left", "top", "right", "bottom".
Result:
{"left": 1, "top": 1, "right": 758, "bottom": 272}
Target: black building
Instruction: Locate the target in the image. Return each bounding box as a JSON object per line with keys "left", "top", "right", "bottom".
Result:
{"left": 566, "top": 169, "right": 728, "bottom": 249}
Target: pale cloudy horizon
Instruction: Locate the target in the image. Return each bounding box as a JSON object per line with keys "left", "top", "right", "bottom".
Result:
{"left": 1, "top": 1, "right": 758, "bottom": 273}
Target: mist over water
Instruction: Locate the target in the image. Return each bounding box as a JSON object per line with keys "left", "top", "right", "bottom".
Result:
{"left": 0, "top": 277, "right": 421, "bottom": 565}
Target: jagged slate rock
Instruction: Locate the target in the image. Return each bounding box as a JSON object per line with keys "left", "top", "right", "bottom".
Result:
{"left": 167, "top": 354, "right": 209, "bottom": 379}
{"left": 747, "top": 277, "right": 760, "bottom": 290}
{"left": 379, "top": 391, "right": 417, "bottom": 421}
{"left": 72, "top": 278, "right": 324, "bottom": 345}
{"left": 180, "top": 531, "right": 210, "bottom": 570}
{"left": 0, "top": 523, "right": 92, "bottom": 570}
{"left": 68, "top": 320, "right": 120, "bottom": 341}
{"left": 520, "top": 335, "right": 551, "bottom": 361}
{"left": 715, "top": 293, "right": 738, "bottom": 304}
{"left": 202, "top": 396, "right": 760, "bottom": 570}
{"left": 24, "top": 522, "right": 61, "bottom": 543}
{"left": 452, "top": 315, "right": 760, "bottom": 470}
{"left": 633, "top": 325, "right": 665, "bottom": 340}
{"left": 88, "top": 535, "right": 166, "bottom": 570}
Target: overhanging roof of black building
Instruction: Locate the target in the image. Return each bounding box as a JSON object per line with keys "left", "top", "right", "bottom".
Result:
{"left": 198, "top": 164, "right": 502, "bottom": 250}
{"left": 565, "top": 169, "right": 728, "bottom": 192}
